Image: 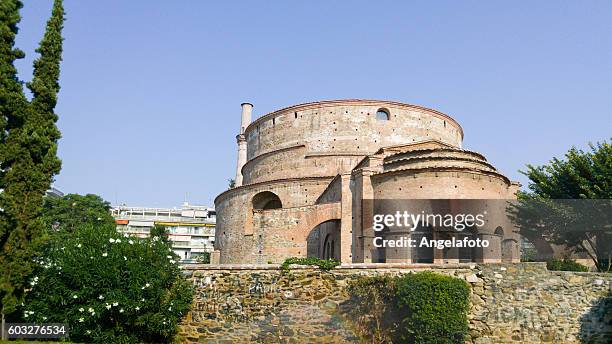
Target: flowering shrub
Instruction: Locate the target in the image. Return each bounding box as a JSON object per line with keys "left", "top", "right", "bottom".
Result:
{"left": 21, "top": 222, "right": 193, "bottom": 343}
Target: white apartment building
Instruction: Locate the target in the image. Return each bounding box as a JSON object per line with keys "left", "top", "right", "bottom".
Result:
{"left": 111, "top": 203, "right": 216, "bottom": 263}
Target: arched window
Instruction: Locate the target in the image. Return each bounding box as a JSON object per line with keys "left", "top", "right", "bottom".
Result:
{"left": 376, "top": 108, "right": 390, "bottom": 121}
{"left": 494, "top": 226, "right": 504, "bottom": 236}
{"left": 252, "top": 191, "right": 282, "bottom": 210}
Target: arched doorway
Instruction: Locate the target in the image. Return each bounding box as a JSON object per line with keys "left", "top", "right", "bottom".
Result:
{"left": 306, "top": 219, "right": 341, "bottom": 261}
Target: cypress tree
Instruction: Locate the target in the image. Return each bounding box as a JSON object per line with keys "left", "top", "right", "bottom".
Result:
{"left": 0, "top": 0, "right": 64, "bottom": 327}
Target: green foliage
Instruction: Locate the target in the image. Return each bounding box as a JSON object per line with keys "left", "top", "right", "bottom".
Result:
{"left": 21, "top": 221, "right": 193, "bottom": 343}
{"left": 280, "top": 257, "right": 340, "bottom": 271}
{"left": 346, "top": 272, "right": 470, "bottom": 344}
{"left": 521, "top": 141, "right": 611, "bottom": 199}
{"left": 0, "top": 0, "right": 64, "bottom": 317}
{"left": 547, "top": 258, "right": 589, "bottom": 272}
{"left": 513, "top": 140, "right": 612, "bottom": 272}
{"left": 396, "top": 272, "right": 470, "bottom": 343}
{"left": 195, "top": 252, "right": 210, "bottom": 264}
{"left": 150, "top": 224, "right": 170, "bottom": 243}
{"left": 42, "top": 193, "right": 115, "bottom": 232}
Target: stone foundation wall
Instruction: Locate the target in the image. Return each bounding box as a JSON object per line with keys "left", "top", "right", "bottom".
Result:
{"left": 178, "top": 263, "right": 611, "bottom": 343}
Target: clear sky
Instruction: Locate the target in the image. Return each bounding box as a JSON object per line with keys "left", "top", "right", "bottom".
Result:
{"left": 15, "top": 1, "right": 612, "bottom": 207}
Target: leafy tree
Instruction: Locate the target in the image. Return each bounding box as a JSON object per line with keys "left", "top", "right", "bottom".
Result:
{"left": 21, "top": 218, "right": 193, "bottom": 343}
{"left": 0, "top": 0, "right": 30, "bottom": 326}
{"left": 0, "top": 0, "right": 64, "bottom": 325}
{"left": 42, "top": 193, "right": 115, "bottom": 232}
{"left": 150, "top": 224, "right": 170, "bottom": 242}
{"left": 513, "top": 140, "right": 611, "bottom": 272}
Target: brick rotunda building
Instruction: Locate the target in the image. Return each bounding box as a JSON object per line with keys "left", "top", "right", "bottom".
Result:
{"left": 213, "top": 100, "right": 521, "bottom": 264}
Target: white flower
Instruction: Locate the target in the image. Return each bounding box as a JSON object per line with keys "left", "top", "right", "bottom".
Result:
{"left": 102, "top": 252, "right": 108, "bottom": 257}
{"left": 141, "top": 298, "right": 145, "bottom": 302}
{"left": 128, "top": 240, "right": 134, "bottom": 245}
{"left": 123, "top": 256, "right": 127, "bottom": 261}
{"left": 86, "top": 330, "right": 91, "bottom": 334}
{"left": 97, "top": 217, "right": 102, "bottom": 221}
{"left": 105, "top": 304, "right": 111, "bottom": 310}
{"left": 73, "top": 295, "right": 78, "bottom": 299}
{"left": 119, "top": 308, "right": 124, "bottom": 313}
{"left": 145, "top": 283, "right": 150, "bottom": 288}
{"left": 79, "top": 308, "right": 84, "bottom": 312}
{"left": 135, "top": 306, "right": 140, "bottom": 311}
{"left": 91, "top": 311, "right": 95, "bottom": 316}
{"left": 88, "top": 308, "right": 94, "bottom": 313}
{"left": 112, "top": 302, "right": 118, "bottom": 307}
{"left": 42, "top": 316, "right": 47, "bottom": 320}
{"left": 167, "top": 255, "right": 172, "bottom": 259}
{"left": 109, "top": 238, "right": 115, "bottom": 243}
{"left": 77, "top": 243, "right": 82, "bottom": 248}
{"left": 98, "top": 295, "right": 104, "bottom": 300}
{"left": 24, "top": 313, "right": 29, "bottom": 318}
{"left": 162, "top": 321, "right": 166, "bottom": 325}
{"left": 168, "top": 307, "right": 172, "bottom": 311}
{"left": 170, "top": 260, "right": 175, "bottom": 264}
{"left": 79, "top": 318, "right": 84, "bottom": 322}
{"left": 116, "top": 239, "right": 121, "bottom": 243}
{"left": 123, "top": 233, "right": 129, "bottom": 238}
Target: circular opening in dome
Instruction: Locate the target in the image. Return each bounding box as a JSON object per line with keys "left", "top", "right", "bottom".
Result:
{"left": 376, "top": 108, "right": 390, "bottom": 121}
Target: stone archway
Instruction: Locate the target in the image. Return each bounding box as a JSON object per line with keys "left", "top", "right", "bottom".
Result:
{"left": 306, "top": 219, "right": 341, "bottom": 260}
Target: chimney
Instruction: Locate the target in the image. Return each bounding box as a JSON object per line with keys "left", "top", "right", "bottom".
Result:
{"left": 235, "top": 102, "right": 252, "bottom": 187}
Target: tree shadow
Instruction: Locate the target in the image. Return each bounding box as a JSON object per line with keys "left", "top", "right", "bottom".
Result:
{"left": 579, "top": 291, "right": 612, "bottom": 344}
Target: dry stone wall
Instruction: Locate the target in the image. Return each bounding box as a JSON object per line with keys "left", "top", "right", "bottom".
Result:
{"left": 178, "top": 263, "right": 611, "bottom": 343}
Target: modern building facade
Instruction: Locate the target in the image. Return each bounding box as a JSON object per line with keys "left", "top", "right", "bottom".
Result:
{"left": 112, "top": 203, "right": 216, "bottom": 263}
{"left": 214, "top": 100, "right": 524, "bottom": 264}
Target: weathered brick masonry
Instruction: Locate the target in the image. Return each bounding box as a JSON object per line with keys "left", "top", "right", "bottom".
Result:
{"left": 179, "top": 263, "right": 611, "bottom": 343}
{"left": 215, "top": 100, "right": 528, "bottom": 265}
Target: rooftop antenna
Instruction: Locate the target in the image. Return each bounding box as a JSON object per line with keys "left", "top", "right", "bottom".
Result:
{"left": 183, "top": 192, "right": 188, "bottom": 207}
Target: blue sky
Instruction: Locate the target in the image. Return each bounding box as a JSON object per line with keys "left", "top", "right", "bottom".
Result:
{"left": 16, "top": 1, "right": 611, "bottom": 207}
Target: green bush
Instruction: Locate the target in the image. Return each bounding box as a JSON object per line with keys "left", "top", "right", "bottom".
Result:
{"left": 547, "top": 258, "right": 589, "bottom": 272}
{"left": 396, "top": 272, "right": 470, "bottom": 343}
{"left": 346, "top": 272, "right": 470, "bottom": 344}
{"left": 280, "top": 257, "right": 339, "bottom": 271}
{"left": 20, "top": 222, "right": 193, "bottom": 343}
